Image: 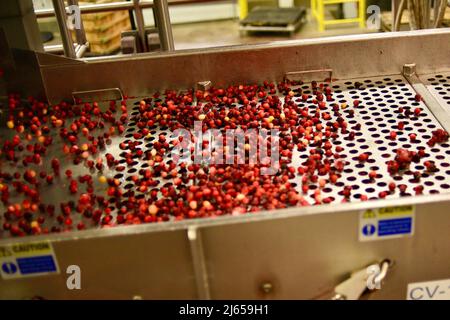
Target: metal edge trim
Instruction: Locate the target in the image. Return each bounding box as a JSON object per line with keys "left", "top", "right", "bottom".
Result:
{"left": 1, "top": 192, "right": 449, "bottom": 245}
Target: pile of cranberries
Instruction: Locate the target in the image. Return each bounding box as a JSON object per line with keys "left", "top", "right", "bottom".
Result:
{"left": 0, "top": 78, "right": 448, "bottom": 237}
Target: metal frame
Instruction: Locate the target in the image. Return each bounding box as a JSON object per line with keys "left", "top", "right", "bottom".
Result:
{"left": 51, "top": 0, "right": 77, "bottom": 58}
{"left": 34, "top": 0, "right": 218, "bottom": 17}
{"left": 40, "top": 0, "right": 174, "bottom": 55}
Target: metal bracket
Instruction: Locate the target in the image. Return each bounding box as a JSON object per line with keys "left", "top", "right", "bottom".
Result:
{"left": 403, "top": 63, "right": 416, "bottom": 77}
{"left": 331, "top": 259, "right": 392, "bottom": 300}
{"left": 187, "top": 227, "right": 211, "bottom": 299}
{"left": 285, "top": 69, "right": 333, "bottom": 83}
{"left": 121, "top": 30, "right": 141, "bottom": 54}
{"left": 72, "top": 88, "right": 123, "bottom": 104}
{"left": 197, "top": 81, "right": 212, "bottom": 91}
{"left": 146, "top": 29, "right": 161, "bottom": 52}
{"left": 121, "top": 28, "right": 162, "bottom": 54}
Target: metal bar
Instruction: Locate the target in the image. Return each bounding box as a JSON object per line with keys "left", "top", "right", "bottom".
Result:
{"left": 72, "top": 88, "right": 124, "bottom": 103}
{"left": 68, "top": 0, "right": 89, "bottom": 58}
{"left": 391, "top": 0, "right": 397, "bottom": 30}
{"left": 153, "top": 0, "right": 175, "bottom": 51}
{"left": 35, "top": 0, "right": 222, "bottom": 18}
{"left": 37, "top": 1, "right": 137, "bottom": 18}
{"left": 434, "top": 0, "right": 448, "bottom": 28}
{"left": 323, "top": 18, "right": 361, "bottom": 25}
{"left": 127, "top": 0, "right": 137, "bottom": 30}
{"left": 68, "top": 0, "right": 87, "bottom": 46}
{"left": 285, "top": 69, "right": 333, "bottom": 83}
{"left": 133, "top": 0, "right": 148, "bottom": 52}
{"left": 44, "top": 44, "right": 64, "bottom": 53}
{"left": 187, "top": 227, "right": 211, "bottom": 299}
{"left": 75, "top": 43, "right": 89, "bottom": 58}
{"left": 393, "top": 0, "right": 406, "bottom": 31}
{"left": 52, "top": 0, "right": 76, "bottom": 58}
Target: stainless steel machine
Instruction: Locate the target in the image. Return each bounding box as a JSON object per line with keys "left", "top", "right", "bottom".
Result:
{"left": 0, "top": 1, "right": 450, "bottom": 300}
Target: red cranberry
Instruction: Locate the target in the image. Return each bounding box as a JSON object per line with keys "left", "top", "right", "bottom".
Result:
{"left": 388, "top": 182, "right": 396, "bottom": 192}
{"left": 414, "top": 108, "right": 421, "bottom": 116}
{"left": 358, "top": 153, "right": 369, "bottom": 162}
{"left": 413, "top": 185, "right": 424, "bottom": 195}
{"left": 389, "top": 131, "right": 397, "bottom": 140}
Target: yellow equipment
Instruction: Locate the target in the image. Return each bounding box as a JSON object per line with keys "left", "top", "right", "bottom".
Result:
{"left": 311, "top": 0, "right": 366, "bottom": 31}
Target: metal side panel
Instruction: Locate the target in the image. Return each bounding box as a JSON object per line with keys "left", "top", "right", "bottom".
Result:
{"left": 201, "top": 200, "right": 450, "bottom": 299}
{"left": 0, "top": 198, "right": 449, "bottom": 299}
{"left": 39, "top": 29, "right": 450, "bottom": 104}
{"left": 0, "top": 229, "right": 197, "bottom": 299}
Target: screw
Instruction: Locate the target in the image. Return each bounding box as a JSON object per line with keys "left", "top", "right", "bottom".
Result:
{"left": 261, "top": 282, "right": 273, "bottom": 294}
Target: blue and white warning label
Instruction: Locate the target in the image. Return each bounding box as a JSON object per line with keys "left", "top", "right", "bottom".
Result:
{"left": 359, "top": 205, "right": 415, "bottom": 241}
{"left": 0, "top": 241, "right": 59, "bottom": 279}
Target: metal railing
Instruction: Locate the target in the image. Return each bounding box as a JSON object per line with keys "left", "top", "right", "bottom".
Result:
{"left": 35, "top": 0, "right": 216, "bottom": 18}
{"left": 39, "top": 0, "right": 175, "bottom": 57}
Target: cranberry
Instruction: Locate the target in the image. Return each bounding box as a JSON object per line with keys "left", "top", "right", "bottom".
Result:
{"left": 413, "top": 185, "right": 424, "bottom": 195}
{"left": 358, "top": 153, "right": 369, "bottom": 162}
{"left": 51, "top": 158, "right": 60, "bottom": 175}
{"left": 395, "top": 148, "right": 412, "bottom": 166}
{"left": 398, "top": 184, "right": 407, "bottom": 194}
{"left": 378, "top": 191, "right": 388, "bottom": 198}
{"left": 414, "top": 108, "right": 421, "bottom": 116}
{"left": 148, "top": 204, "right": 158, "bottom": 215}
{"left": 388, "top": 182, "right": 396, "bottom": 192}
{"left": 389, "top": 131, "right": 397, "bottom": 140}
{"left": 424, "top": 161, "right": 436, "bottom": 172}
{"left": 46, "top": 175, "right": 54, "bottom": 184}
{"left": 69, "top": 180, "right": 78, "bottom": 194}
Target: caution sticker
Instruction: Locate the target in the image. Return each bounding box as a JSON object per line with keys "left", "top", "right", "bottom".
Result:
{"left": 359, "top": 205, "right": 415, "bottom": 241}
{"left": 0, "top": 241, "right": 59, "bottom": 279}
